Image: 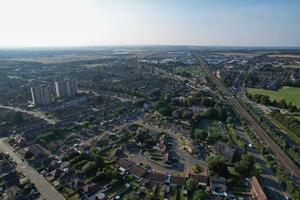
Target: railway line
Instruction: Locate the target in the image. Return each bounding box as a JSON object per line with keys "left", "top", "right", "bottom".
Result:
{"left": 193, "top": 54, "right": 300, "bottom": 186}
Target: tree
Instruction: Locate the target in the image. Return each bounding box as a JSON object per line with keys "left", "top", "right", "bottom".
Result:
{"left": 96, "top": 95, "right": 104, "bottom": 103}
{"left": 91, "top": 153, "right": 105, "bottom": 169}
{"left": 24, "top": 151, "right": 34, "bottom": 159}
{"left": 158, "top": 107, "right": 172, "bottom": 116}
{"left": 207, "top": 156, "right": 228, "bottom": 177}
{"left": 186, "top": 178, "right": 198, "bottom": 192}
{"left": 252, "top": 163, "right": 262, "bottom": 177}
{"left": 193, "top": 189, "right": 208, "bottom": 200}
{"left": 193, "top": 129, "right": 208, "bottom": 141}
{"left": 226, "top": 116, "right": 233, "bottom": 124}
{"left": 145, "top": 194, "right": 158, "bottom": 200}
{"left": 6, "top": 111, "right": 24, "bottom": 124}
{"left": 154, "top": 101, "right": 166, "bottom": 110}
{"left": 182, "top": 110, "right": 193, "bottom": 119}
{"left": 82, "top": 161, "right": 97, "bottom": 175}
{"left": 234, "top": 153, "right": 254, "bottom": 177}
{"left": 260, "top": 95, "right": 270, "bottom": 105}
{"left": 110, "top": 179, "right": 120, "bottom": 187}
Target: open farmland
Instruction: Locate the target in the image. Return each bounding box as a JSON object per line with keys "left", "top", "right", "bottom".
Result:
{"left": 247, "top": 86, "right": 300, "bottom": 107}
{"left": 268, "top": 54, "right": 300, "bottom": 59}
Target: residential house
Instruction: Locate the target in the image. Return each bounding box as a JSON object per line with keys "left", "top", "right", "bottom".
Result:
{"left": 189, "top": 174, "right": 208, "bottom": 187}
{"left": 163, "top": 151, "right": 179, "bottom": 164}
{"left": 6, "top": 186, "right": 25, "bottom": 200}
{"left": 83, "top": 182, "right": 100, "bottom": 196}
{"left": 129, "top": 164, "right": 147, "bottom": 179}
{"left": 2, "top": 171, "right": 20, "bottom": 188}
{"left": 24, "top": 144, "right": 49, "bottom": 164}
{"left": 124, "top": 141, "right": 139, "bottom": 154}
{"left": 147, "top": 172, "right": 166, "bottom": 185}
{"left": 210, "top": 177, "right": 228, "bottom": 199}
{"left": 250, "top": 176, "right": 268, "bottom": 200}
{"left": 72, "top": 178, "right": 85, "bottom": 192}
{"left": 170, "top": 175, "right": 186, "bottom": 187}
{"left": 213, "top": 141, "right": 243, "bottom": 163}
{"left": 116, "top": 159, "right": 133, "bottom": 173}
{"left": 0, "top": 160, "right": 13, "bottom": 174}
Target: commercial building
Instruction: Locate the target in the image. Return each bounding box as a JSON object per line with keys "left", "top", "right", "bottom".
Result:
{"left": 30, "top": 85, "right": 51, "bottom": 105}
{"left": 55, "top": 79, "right": 77, "bottom": 98}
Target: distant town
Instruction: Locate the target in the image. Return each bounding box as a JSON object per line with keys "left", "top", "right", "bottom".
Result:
{"left": 0, "top": 46, "right": 299, "bottom": 200}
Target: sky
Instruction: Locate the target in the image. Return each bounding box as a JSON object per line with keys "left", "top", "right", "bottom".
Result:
{"left": 0, "top": 0, "right": 300, "bottom": 47}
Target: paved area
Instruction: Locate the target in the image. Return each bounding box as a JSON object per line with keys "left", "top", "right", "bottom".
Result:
{"left": 0, "top": 138, "right": 65, "bottom": 200}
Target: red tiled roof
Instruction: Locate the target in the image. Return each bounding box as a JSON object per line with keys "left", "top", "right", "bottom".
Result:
{"left": 250, "top": 176, "right": 268, "bottom": 200}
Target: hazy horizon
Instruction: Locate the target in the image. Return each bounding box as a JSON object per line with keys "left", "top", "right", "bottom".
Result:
{"left": 1, "top": 0, "right": 300, "bottom": 47}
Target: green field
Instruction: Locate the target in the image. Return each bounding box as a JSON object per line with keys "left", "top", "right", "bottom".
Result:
{"left": 173, "top": 66, "right": 202, "bottom": 76}
{"left": 247, "top": 86, "right": 300, "bottom": 107}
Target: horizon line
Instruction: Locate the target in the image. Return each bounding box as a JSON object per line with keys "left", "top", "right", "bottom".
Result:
{"left": 1, "top": 44, "right": 300, "bottom": 50}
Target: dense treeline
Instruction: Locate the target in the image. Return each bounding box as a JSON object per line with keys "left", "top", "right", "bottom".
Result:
{"left": 270, "top": 110, "right": 300, "bottom": 138}
{"left": 235, "top": 109, "right": 300, "bottom": 200}
{"left": 246, "top": 93, "right": 298, "bottom": 112}
{"left": 242, "top": 102, "right": 300, "bottom": 167}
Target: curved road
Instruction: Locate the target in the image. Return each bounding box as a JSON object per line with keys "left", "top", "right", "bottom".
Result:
{"left": 0, "top": 105, "right": 58, "bottom": 125}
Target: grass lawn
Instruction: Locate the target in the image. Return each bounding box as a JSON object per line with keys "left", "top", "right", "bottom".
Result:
{"left": 61, "top": 187, "right": 76, "bottom": 198}
{"left": 176, "top": 187, "right": 187, "bottom": 200}
{"left": 67, "top": 194, "right": 78, "bottom": 200}
{"left": 247, "top": 86, "right": 300, "bottom": 107}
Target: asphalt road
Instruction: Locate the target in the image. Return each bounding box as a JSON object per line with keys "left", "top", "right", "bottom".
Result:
{"left": 0, "top": 138, "right": 65, "bottom": 200}
{"left": 0, "top": 105, "right": 58, "bottom": 125}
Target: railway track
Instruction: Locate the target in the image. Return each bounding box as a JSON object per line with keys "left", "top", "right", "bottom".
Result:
{"left": 193, "top": 54, "right": 300, "bottom": 186}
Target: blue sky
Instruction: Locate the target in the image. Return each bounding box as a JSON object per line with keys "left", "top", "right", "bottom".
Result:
{"left": 0, "top": 0, "right": 299, "bottom": 47}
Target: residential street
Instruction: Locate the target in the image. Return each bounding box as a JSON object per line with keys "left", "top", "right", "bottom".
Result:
{"left": 0, "top": 105, "right": 58, "bottom": 125}
{"left": 0, "top": 138, "right": 65, "bottom": 200}
{"left": 136, "top": 120, "right": 207, "bottom": 173}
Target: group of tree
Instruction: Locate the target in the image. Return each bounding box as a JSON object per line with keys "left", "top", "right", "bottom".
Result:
{"left": 191, "top": 129, "right": 208, "bottom": 142}
{"left": 234, "top": 153, "right": 254, "bottom": 178}
{"left": 270, "top": 109, "right": 300, "bottom": 138}
{"left": 186, "top": 178, "right": 208, "bottom": 200}
{"left": 154, "top": 97, "right": 173, "bottom": 116}
{"left": 6, "top": 111, "right": 24, "bottom": 124}
{"left": 135, "top": 131, "right": 159, "bottom": 149}
{"left": 191, "top": 104, "right": 229, "bottom": 127}
{"left": 207, "top": 155, "right": 229, "bottom": 177}
{"left": 246, "top": 93, "right": 298, "bottom": 112}
{"left": 243, "top": 102, "right": 300, "bottom": 166}
{"left": 69, "top": 148, "right": 106, "bottom": 176}
{"left": 267, "top": 153, "right": 300, "bottom": 200}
